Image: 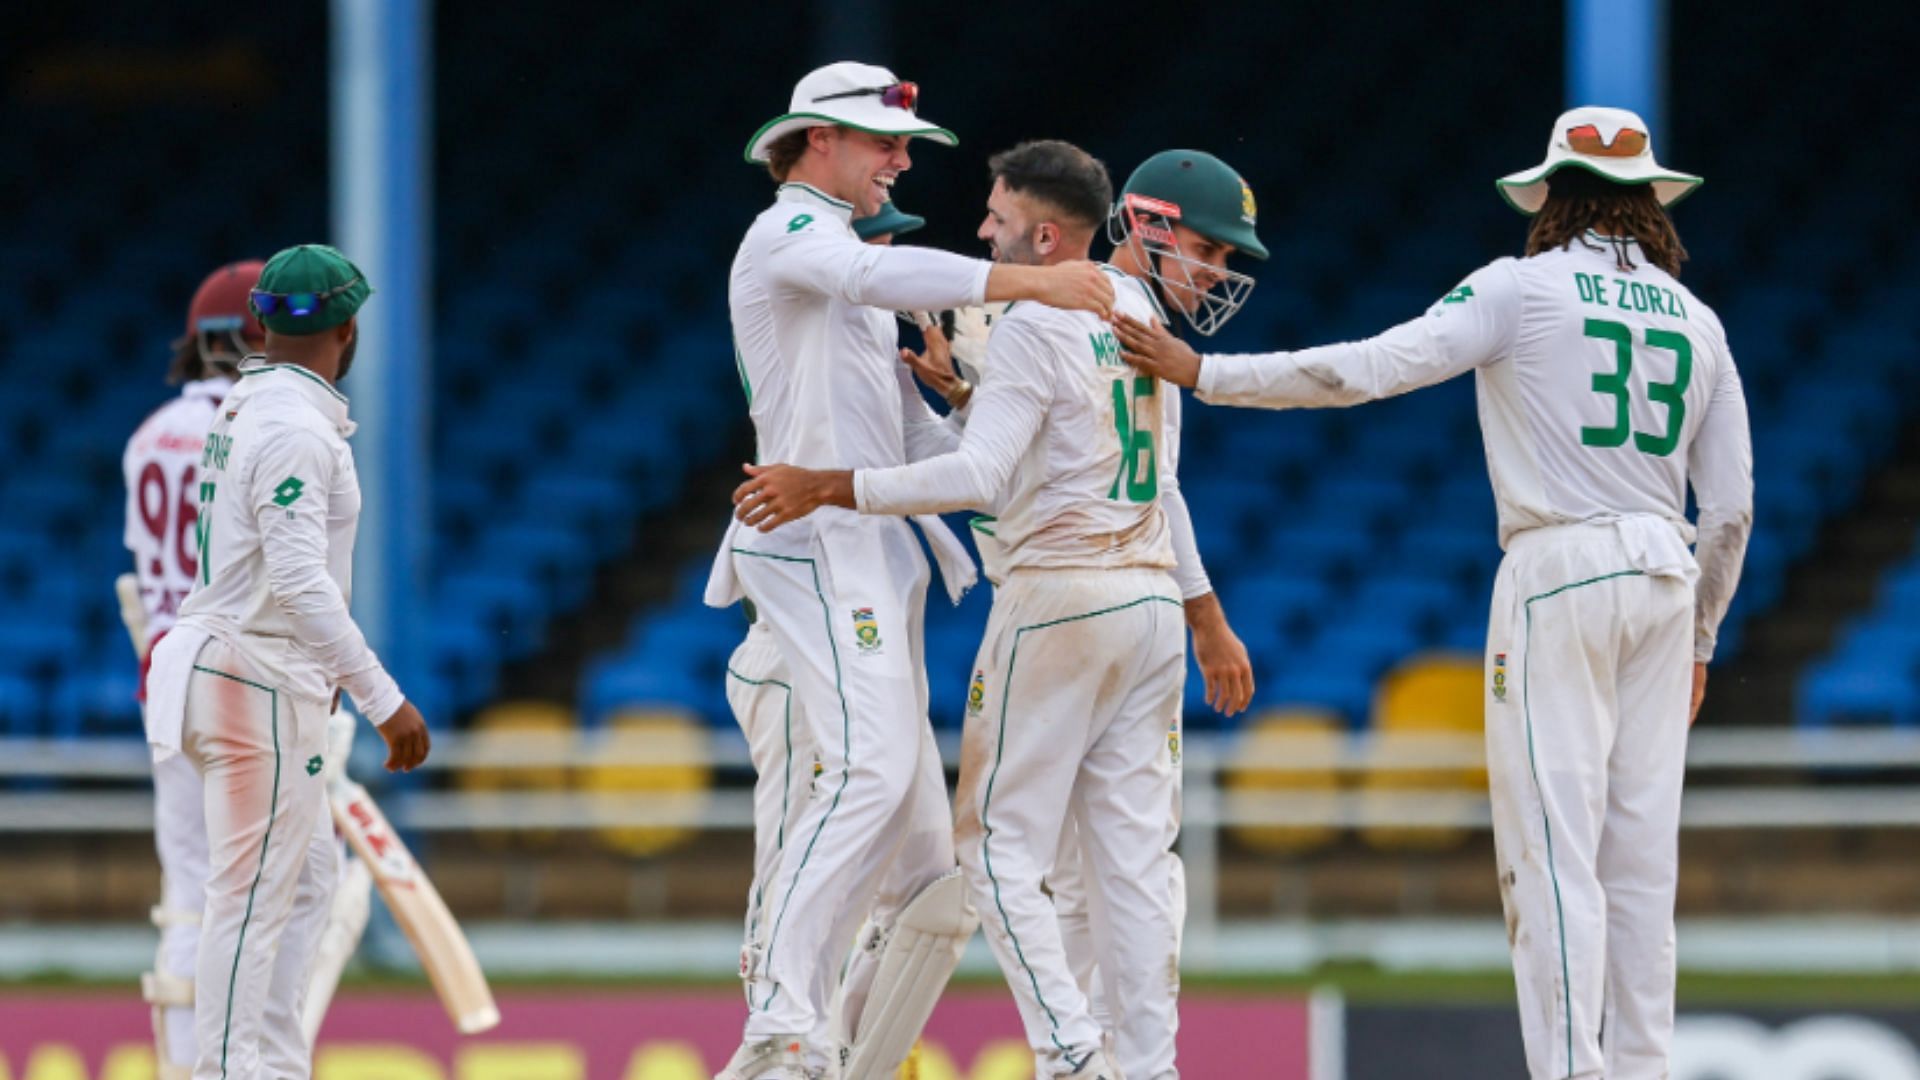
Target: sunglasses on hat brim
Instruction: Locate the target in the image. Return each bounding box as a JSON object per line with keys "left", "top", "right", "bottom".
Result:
{"left": 250, "top": 276, "right": 362, "bottom": 319}
{"left": 813, "top": 81, "right": 919, "bottom": 113}
{"left": 1565, "top": 124, "right": 1648, "bottom": 159}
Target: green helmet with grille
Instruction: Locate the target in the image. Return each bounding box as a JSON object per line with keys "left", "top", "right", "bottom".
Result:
{"left": 1109, "top": 149, "right": 1267, "bottom": 336}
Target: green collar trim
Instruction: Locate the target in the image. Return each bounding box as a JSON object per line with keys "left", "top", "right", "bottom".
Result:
{"left": 241, "top": 362, "right": 349, "bottom": 405}
{"left": 777, "top": 182, "right": 855, "bottom": 211}
{"left": 1102, "top": 263, "right": 1170, "bottom": 324}
{"left": 744, "top": 113, "right": 958, "bottom": 165}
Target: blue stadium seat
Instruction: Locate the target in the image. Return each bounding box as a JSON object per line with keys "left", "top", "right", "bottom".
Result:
{"left": 1350, "top": 576, "right": 1468, "bottom": 635}
{"left": 0, "top": 616, "right": 84, "bottom": 678}
{"left": 475, "top": 521, "right": 598, "bottom": 610}
{"left": 1830, "top": 615, "right": 1920, "bottom": 675}
{"left": 1257, "top": 525, "right": 1372, "bottom": 582}
{"left": 1260, "top": 666, "right": 1376, "bottom": 728}
{"left": 581, "top": 657, "right": 716, "bottom": 726}
{"left": 1228, "top": 573, "right": 1335, "bottom": 643}
{"left": 1799, "top": 658, "right": 1920, "bottom": 728}
{"left": 0, "top": 674, "right": 46, "bottom": 737}
{"left": 425, "top": 615, "right": 503, "bottom": 712}
{"left": 1303, "top": 474, "right": 1413, "bottom": 535}
{"left": 50, "top": 667, "right": 141, "bottom": 740}
{"left": 1880, "top": 562, "right": 1920, "bottom": 612}
{"left": 436, "top": 572, "right": 550, "bottom": 659}
{"left": 1310, "top": 612, "right": 1425, "bottom": 679}
{"left": 0, "top": 532, "right": 51, "bottom": 595}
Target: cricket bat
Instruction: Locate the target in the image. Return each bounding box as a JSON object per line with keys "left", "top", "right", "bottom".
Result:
{"left": 331, "top": 779, "right": 501, "bottom": 1034}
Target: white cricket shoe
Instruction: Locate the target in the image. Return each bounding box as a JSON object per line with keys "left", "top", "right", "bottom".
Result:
{"left": 715, "top": 1035, "right": 820, "bottom": 1080}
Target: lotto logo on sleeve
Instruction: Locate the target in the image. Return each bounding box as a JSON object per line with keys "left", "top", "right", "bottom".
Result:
{"left": 272, "top": 476, "right": 307, "bottom": 507}
{"left": 851, "top": 608, "right": 883, "bottom": 654}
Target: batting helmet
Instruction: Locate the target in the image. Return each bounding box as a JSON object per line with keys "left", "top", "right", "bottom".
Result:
{"left": 180, "top": 260, "right": 268, "bottom": 351}
{"left": 1109, "top": 150, "right": 1266, "bottom": 336}
{"left": 168, "top": 260, "right": 267, "bottom": 385}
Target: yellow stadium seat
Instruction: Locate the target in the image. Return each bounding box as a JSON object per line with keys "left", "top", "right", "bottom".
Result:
{"left": 460, "top": 701, "right": 576, "bottom": 850}
{"left": 1221, "top": 708, "right": 1345, "bottom": 855}
{"left": 578, "top": 707, "right": 713, "bottom": 858}
{"left": 1360, "top": 653, "right": 1487, "bottom": 852}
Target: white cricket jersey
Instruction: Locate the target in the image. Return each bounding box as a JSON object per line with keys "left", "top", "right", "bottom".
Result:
{"left": 123, "top": 377, "right": 231, "bottom": 642}
{"left": 901, "top": 274, "right": 1212, "bottom": 598}
{"left": 1196, "top": 232, "right": 1754, "bottom": 658}
{"left": 144, "top": 359, "right": 403, "bottom": 759}
{"left": 729, "top": 182, "right": 991, "bottom": 473}
{"left": 706, "top": 181, "right": 996, "bottom": 610}
{"left": 857, "top": 266, "right": 1176, "bottom": 577}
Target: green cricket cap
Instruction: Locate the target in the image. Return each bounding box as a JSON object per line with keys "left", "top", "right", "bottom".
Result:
{"left": 252, "top": 244, "right": 373, "bottom": 336}
{"left": 1121, "top": 150, "right": 1268, "bottom": 261}
{"left": 854, "top": 201, "right": 926, "bottom": 241}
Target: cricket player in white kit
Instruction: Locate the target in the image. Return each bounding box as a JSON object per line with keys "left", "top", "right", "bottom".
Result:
{"left": 722, "top": 200, "right": 921, "bottom": 1033}
{"left": 1118, "top": 107, "right": 1754, "bottom": 1080}
{"left": 123, "top": 262, "right": 377, "bottom": 1076}
{"left": 887, "top": 149, "right": 1271, "bottom": 1078}
{"left": 738, "top": 140, "right": 1181, "bottom": 1080}
{"left": 144, "top": 244, "right": 432, "bottom": 1080}
{"left": 709, "top": 64, "right": 1117, "bottom": 1080}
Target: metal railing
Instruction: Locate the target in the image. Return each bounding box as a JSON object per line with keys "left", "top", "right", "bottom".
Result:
{"left": 6, "top": 727, "right": 1920, "bottom": 949}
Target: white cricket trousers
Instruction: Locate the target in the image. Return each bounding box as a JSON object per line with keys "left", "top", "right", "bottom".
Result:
{"left": 956, "top": 568, "right": 1186, "bottom": 1078}
{"left": 181, "top": 637, "right": 339, "bottom": 1080}
{"left": 724, "top": 622, "right": 814, "bottom": 1014}
{"left": 152, "top": 746, "right": 210, "bottom": 1073}
{"left": 731, "top": 514, "right": 955, "bottom": 1045}
{"left": 1050, "top": 821, "right": 1187, "bottom": 1080}
{"left": 1485, "top": 523, "right": 1694, "bottom": 1080}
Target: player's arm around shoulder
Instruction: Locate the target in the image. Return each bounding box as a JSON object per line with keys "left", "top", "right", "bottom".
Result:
{"left": 734, "top": 315, "right": 1063, "bottom": 528}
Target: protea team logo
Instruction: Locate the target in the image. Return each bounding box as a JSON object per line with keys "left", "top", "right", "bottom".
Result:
{"left": 1239, "top": 178, "right": 1257, "bottom": 225}
{"left": 1167, "top": 727, "right": 1182, "bottom": 766}
{"left": 966, "top": 669, "right": 986, "bottom": 716}
{"left": 851, "top": 607, "right": 882, "bottom": 653}
{"left": 1493, "top": 653, "right": 1509, "bottom": 703}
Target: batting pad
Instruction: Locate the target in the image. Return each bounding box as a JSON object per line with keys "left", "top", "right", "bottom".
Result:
{"left": 839, "top": 867, "right": 979, "bottom": 1080}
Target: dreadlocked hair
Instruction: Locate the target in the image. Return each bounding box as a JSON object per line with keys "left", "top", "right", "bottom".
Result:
{"left": 1525, "top": 167, "right": 1688, "bottom": 278}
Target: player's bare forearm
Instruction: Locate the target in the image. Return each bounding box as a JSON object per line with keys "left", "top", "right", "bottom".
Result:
{"left": 1690, "top": 662, "right": 1708, "bottom": 726}
{"left": 734, "top": 463, "right": 854, "bottom": 531}
{"left": 1113, "top": 314, "right": 1202, "bottom": 388}
{"left": 985, "top": 261, "right": 1115, "bottom": 320}
{"left": 1185, "top": 590, "right": 1255, "bottom": 717}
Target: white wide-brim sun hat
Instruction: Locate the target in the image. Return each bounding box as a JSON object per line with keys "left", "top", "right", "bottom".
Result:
{"left": 1495, "top": 105, "right": 1702, "bottom": 216}
{"left": 744, "top": 61, "right": 956, "bottom": 164}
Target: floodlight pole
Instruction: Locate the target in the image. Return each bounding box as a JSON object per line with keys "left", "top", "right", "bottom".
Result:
{"left": 1567, "top": 0, "right": 1667, "bottom": 139}
{"left": 331, "top": 0, "right": 433, "bottom": 704}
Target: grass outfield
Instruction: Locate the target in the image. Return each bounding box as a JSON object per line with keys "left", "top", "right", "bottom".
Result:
{"left": 10, "top": 969, "right": 1920, "bottom": 1006}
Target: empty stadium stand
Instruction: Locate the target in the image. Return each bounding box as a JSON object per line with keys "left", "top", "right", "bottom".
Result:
{"left": 1, "top": 2, "right": 1915, "bottom": 749}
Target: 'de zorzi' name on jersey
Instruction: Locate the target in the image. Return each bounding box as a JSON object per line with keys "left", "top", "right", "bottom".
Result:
{"left": 1570, "top": 271, "right": 1689, "bottom": 321}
